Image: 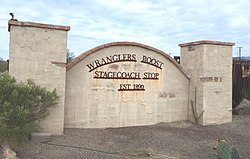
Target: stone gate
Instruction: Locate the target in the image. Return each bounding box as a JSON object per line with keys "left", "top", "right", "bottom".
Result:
{"left": 8, "top": 20, "right": 234, "bottom": 135}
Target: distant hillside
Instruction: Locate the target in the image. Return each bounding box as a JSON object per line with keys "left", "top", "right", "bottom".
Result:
{"left": 242, "top": 56, "right": 250, "bottom": 61}
{"left": 234, "top": 56, "right": 250, "bottom": 61}
{"left": 0, "top": 60, "right": 7, "bottom": 72}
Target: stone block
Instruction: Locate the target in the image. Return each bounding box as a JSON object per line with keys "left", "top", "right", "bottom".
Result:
{"left": 31, "top": 132, "right": 51, "bottom": 142}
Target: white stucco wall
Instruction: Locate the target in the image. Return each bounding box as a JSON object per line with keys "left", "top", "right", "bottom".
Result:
{"left": 8, "top": 19, "right": 235, "bottom": 132}
{"left": 202, "top": 45, "right": 232, "bottom": 124}
{"left": 9, "top": 21, "right": 70, "bottom": 135}
{"left": 180, "top": 41, "right": 234, "bottom": 125}
{"left": 65, "top": 44, "right": 190, "bottom": 128}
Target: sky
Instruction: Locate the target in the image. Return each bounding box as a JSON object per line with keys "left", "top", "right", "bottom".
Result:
{"left": 0, "top": 0, "right": 250, "bottom": 60}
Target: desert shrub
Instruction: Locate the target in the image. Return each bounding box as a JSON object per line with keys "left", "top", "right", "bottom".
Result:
{"left": 0, "top": 60, "right": 7, "bottom": 72}
{"left": 0, "top": 73, "right": 59, "bottom": 145}
{"left": 240, "top": 90, "right": 250, "bottom": 101}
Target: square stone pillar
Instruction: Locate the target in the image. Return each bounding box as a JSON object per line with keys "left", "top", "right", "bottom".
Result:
{"left": 8, "top": 20, "right": 70, "bottom": 135}
{"left": 179, "top": 40, "right": 234, "bottom": 125}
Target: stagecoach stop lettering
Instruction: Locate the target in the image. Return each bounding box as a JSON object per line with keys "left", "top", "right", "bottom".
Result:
{"left": 87, "top": 54, "right": 164, "bottom": 91}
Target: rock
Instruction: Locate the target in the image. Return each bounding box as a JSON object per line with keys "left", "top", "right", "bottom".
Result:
{"left": 2, "top": 148, "right": 18, "bottom": 159}
{"left": 235, "top": 98, "right": 250, "bottom": 115}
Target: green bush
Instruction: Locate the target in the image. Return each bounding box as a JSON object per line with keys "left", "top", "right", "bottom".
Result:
{"left": 0, "top": 73, "right": 59, "bottom": 145}
{"left": 0, "top": 60, "right": 7, "bottom": 72}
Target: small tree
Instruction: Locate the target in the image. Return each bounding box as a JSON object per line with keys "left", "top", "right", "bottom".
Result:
{"left": 0, "top": 73, "right": 59, "bottom": 146}
{"left": 67, "top": 49, "right": 75, "bottom": 63}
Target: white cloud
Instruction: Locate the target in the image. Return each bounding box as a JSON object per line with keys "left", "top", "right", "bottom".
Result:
{"left": 0, "top": 0, "right": 250, "bottom": 60}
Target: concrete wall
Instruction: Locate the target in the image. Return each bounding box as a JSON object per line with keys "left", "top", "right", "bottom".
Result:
{"left": 180, "top": 40, "right": 234, "bottom": 125}
{"left": 65, "top": 42, "right": 190, "bottom": 128}
{"left": 8, "top": 19, "right": 235, "bottom": 132}
{"left": 8, "top": 20, "right": 70, "bottom": 135}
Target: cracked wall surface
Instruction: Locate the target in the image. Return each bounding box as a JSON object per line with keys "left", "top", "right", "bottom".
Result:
{"left": 180, "top": 42, "right": 233, "bottom": 125}
{"left": 64, "top": 45, "right": 190, "bottom": 128}
{"left": 9, "top": 25, "right": 68, "bottom": 135}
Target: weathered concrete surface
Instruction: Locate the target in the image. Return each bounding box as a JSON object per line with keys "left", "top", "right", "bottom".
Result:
{"left": 180, "top": 40, "right": 234, "bottom": 125}
{"left": 8, "top": 19, "right": 235, "bottom": 133}
{"left": 31, "top": 132, "right": 52, "bottom": 143}
{"left": 65, "top": 43, "right": 190, "bottom": 128}
{"left": 8, "top": 20, "right": 70, "bottom": 135}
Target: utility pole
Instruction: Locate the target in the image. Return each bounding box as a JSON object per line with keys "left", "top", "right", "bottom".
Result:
{"left": 237, "top": 47, "right": 243, "bottom": 58}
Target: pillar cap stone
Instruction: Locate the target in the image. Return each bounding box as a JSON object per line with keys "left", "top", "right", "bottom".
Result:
{"left": 8, "top": 20, "right": 70, "bottom": 32}
{"left": 179, "top": 40, "right": 235, "bottom": 47}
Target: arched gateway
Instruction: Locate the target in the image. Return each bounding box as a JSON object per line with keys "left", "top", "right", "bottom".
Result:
{"left": 8, "top": 20, "right": 234, "bottom": 135}
{"left": 64, "top": 42, "right": 190, "bottom": 128}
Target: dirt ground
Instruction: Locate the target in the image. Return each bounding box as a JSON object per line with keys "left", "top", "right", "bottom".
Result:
{"left": 16, "top": 115, "right": 250, "bottom": 159}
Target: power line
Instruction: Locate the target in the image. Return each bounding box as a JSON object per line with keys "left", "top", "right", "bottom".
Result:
{"left": 237, "top": 47, "right": 243, "bottom": 58}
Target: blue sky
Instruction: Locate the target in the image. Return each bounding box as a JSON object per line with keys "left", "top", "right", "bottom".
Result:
{"left": 0, "top": 0, "right": 250, "bottom": 60}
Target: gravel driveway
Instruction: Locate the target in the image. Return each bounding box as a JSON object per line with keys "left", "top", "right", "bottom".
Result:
{"left": 16, "top": 115, "right": 250, "bottom": 159}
